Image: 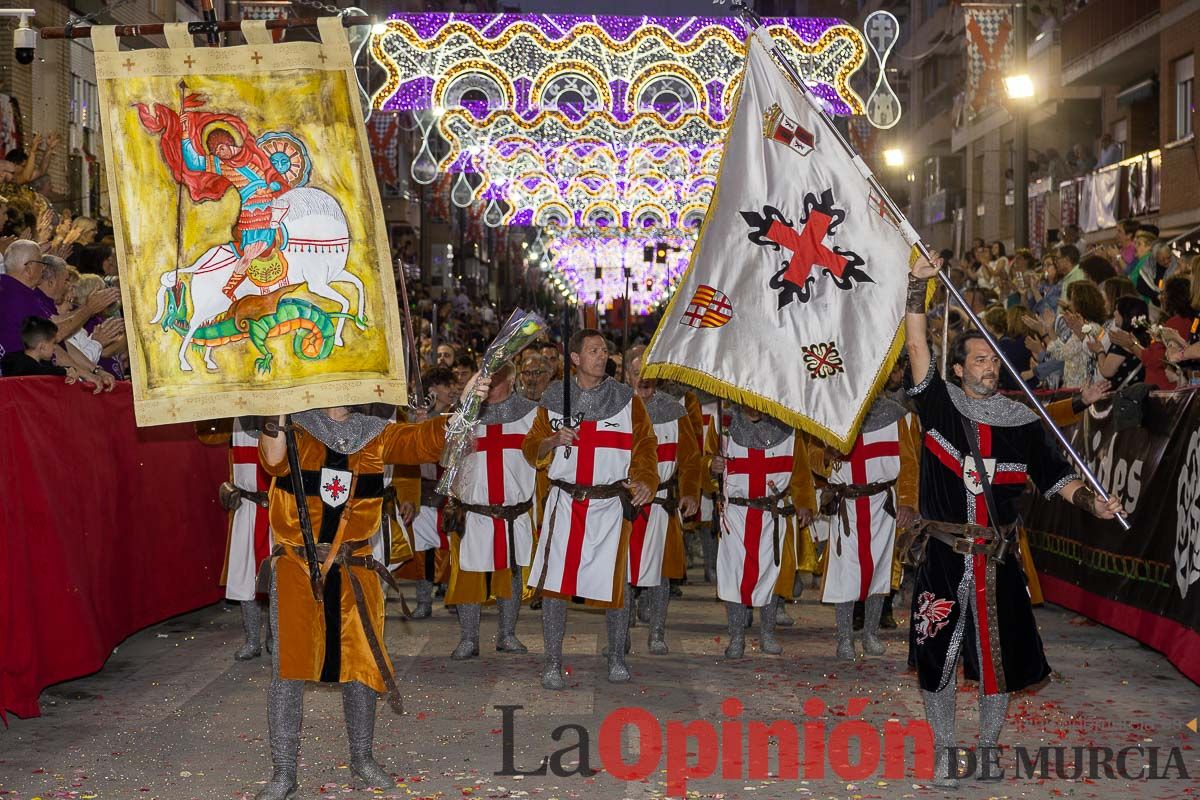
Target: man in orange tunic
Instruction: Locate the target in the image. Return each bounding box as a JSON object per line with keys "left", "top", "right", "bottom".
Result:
{"left": 254, "top": 379, "right": 487, "bottom": 800}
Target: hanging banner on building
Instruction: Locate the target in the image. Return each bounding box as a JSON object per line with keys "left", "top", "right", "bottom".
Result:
{"left": 963, "top": 3, "right": 1014, "bottom": 119}
{"left": 1079, "top": 167, "right": 1119, "bottom": 233}
{"left": 642, "top": 34, "right": 914, "bottom": 452}
{"left": 94, "top": 19, "right": 406, "bottom": 426}
{"left": 1023, "top": 389, "right": 1200, "bottom": 685}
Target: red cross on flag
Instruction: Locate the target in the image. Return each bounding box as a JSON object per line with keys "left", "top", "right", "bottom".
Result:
{"left": 643, "top": 32, "right": 920, "bottom": 451}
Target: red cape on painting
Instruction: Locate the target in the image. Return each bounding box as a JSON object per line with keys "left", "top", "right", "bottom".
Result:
{"left": 135, "top": 99, "right": 289, "bottom": 204}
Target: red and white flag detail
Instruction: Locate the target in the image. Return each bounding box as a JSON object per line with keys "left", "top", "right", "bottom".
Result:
{"left": 680, "top": 284, "right": 733, "bottom": 329}
{"left": 643, "top": 32, "right": 918, "bottom": 450}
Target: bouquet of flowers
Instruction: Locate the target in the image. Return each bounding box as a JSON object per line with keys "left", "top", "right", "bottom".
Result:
{"left": 437, "top": 308, "right": 547, "bottom": 495}
{"left": 1081, "top": 322, "right": 1102, "bottom": 338}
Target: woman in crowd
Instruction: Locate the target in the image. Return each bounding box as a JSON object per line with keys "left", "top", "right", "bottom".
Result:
{"left": 1098, "top": 296, "right": 1150, "bottom": 388}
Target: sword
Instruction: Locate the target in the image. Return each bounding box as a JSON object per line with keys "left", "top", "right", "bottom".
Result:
{"left": 283, "top": 415, "right": 325, "bottom": 602}
{"left": 714, "top": 398, "right": 727, "bottom": 534}
{"left": 553, "top": 301, "right": 582, "bottom": 457}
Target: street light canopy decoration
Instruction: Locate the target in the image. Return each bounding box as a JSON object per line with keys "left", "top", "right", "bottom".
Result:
{"left": 370, "top": 13, "right": 868, "bottom": 229}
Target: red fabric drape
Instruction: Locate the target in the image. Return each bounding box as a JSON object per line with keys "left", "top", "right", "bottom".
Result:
{"left": 0, "top": 377, "right": 228, "bottom": 721}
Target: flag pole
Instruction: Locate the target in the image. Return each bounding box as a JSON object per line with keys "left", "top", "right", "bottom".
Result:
{"left": 732, "top": 0, "right": 1128, "bottom": 530}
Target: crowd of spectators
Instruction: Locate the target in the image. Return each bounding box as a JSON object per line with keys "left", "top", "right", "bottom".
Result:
{"left": 930, "top": 223, "right": 1200, "bottom": 398}
{"left": 0, "top": 133, "right": 125, "bottom": 389}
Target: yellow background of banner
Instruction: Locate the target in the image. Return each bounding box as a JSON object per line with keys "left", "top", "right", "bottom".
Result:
{"left": 94, "top": 21, "right": 405, "bottom": 426}
{"left": 104, "top": 70, "right": 392, "bottom": 388}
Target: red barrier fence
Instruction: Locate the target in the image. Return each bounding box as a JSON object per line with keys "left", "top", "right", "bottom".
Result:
{"left": 0, "top": 377, "right": 228, "bottom": 720}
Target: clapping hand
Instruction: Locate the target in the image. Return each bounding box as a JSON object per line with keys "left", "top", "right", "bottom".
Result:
{"left": 1079, "top": 379, "right": 1112, "bottom": 407}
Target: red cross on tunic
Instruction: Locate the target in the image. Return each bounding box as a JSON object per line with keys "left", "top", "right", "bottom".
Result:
{"left": 560, "top": 419, "right": 634, "bottom": 596}
{"left": 727, "top": 447, "right": 794, "bottom": 606}
{"left": 923, "top": 423, "right": 1027, "bottom": 695}
{"left": 475, "top": 424, "right": 528, "bottom": 570}
{"left": 231, "top": 442, "right": 271, "bottom": 564}
{"left": 847, "top": 435, "right": 900, "bottom": 600}
{"left": 766, "top": 211, "right": 850, "bottom": 287}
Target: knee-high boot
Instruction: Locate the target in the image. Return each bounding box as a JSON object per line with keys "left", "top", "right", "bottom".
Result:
{"left": 342, "top": 681, "right": 392, "bottom": 788}
{"left": 412, "top": 579, "right": 434, "bottom": 618}
{"left": 236, "top": 599, "right": 264, "bottom": 661}
{"left": 257, "top": 575, "right": 301, "bottom": 800}
{"left": 605, "top": 588, "right": 632, "bottom": 682}
{"left": 758, "top": 600, "right": 782, "bottom": 654}
{"left": 921, "top": 684, "right": 960, "bottom": 789}
{"left": 861, "top": 594, "right": 886, "bottom": 656}
{"left": 646, "top": 578, "right": 670, "bottom": 655}
{"left": 540, "top": 598, "right": 567, "bottom": 690}
{"left": 451, "top": 603, "right": 481, "bottom": 659}
{"left": 723, "top": 602, "right": 746, "bottom": 659}
{"left": 496, "top": 570, "right": 527, "bottom": 653}
{"left": 835, "top": 601, "right": 856, "bottom": 660}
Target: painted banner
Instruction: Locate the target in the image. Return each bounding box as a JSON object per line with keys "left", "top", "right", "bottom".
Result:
{"left": 1079, "top": 167, "right": 1119, "bottom": 234}
{"left": 94, "top": 18, "right": 405, "bottom": 426}
{"left": 1023, "top": 388, "right": 1200, "bottom": 685}
{"left": 963, "top": 4, "right": 1014, "bottom": 120}
{"left": 642, "top": 33, "right": 914, "bottom": 451}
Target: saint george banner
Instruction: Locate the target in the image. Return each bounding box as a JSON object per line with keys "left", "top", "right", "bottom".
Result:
{"left": 94, "top": 18, "right": 406, "bottom": 426}
{"left": 642, "top": 32, "right": 915, "bottom": 452}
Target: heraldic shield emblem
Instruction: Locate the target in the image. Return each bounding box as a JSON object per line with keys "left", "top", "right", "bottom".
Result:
{"left": 320, "top": 467, "right": 353, "bottom": 508}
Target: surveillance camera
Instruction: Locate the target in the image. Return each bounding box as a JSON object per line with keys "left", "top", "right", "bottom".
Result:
{"left": 13, "top": 21, "right": 36, "bottom": 65}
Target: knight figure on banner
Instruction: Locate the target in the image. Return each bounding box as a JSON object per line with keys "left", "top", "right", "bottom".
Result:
{"left": 138, "top": 92, "right": 369, "bottom": 373}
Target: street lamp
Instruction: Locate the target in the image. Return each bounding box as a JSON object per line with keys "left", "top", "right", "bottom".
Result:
{"left": 1003, "top": 74, "right": 1035, "bottom": 100}
{"left": 883, "top": 148, "right": 906, "bottom": 167}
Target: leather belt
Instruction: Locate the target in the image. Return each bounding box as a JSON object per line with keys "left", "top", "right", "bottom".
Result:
{"left": 458, "top": 498, "right": 534, "bottom": 570}
{"left": 420, "top": 478, "right": 446, "bottom": 509}
{"left": 651, "top": 474, "right": 679, "bottom": 515}
{"left": 820, "top": 479, "right": 897, "bottom": 559}
{"left": 915, "top": 518, "right": 1020, "bottom": 563}
{"left": 279, "top": 471, "right": 386, "bottom": 500}
{"left": 726, "top": 488, "right": 794, "bottom": 566}
{"left": 533, "top": 479, "right": 633, "bottom": 599}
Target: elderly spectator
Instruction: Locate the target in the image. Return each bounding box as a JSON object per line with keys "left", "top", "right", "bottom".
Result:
{"left": 1129, "top": 228, "right": 1159, "bottom": 301}
{"left": 73, "top": 272, "right": 127, "bottom": 378}
{"left": 1057, "top": 245, "right": 1087, "bottom": 292}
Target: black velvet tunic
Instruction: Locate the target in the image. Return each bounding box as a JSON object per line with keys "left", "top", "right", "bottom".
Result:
{"left": 905, "top": 366, "right": 1076, "bottom": 695}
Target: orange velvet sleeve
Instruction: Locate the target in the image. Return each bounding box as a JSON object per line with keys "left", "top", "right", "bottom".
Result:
{"left": 805, "top": 432, "right": 833, "bottom": 480}
{"left": 391, "top": 465, "right": 422, "bottom": 505}
{"left": 522, "top": 407, "right": 554, "bottom": 468}
{"left": 195, "top": 418, "right": 232, "bottom": 447}
{"left": 379, "top": 417, "right": 447, "bottom": 465}
{"left": 1045, "top": 398, "right": 1082, "bottom": 428}
{"left": 675, "top": 411, "right": 702, "bottom": 499}
{"left": 897, "top": 413, "right": 921, "bottom": 509}
{"left": 629, "top": 396, "right": 660, "bottom": 492}
{"left": 789, "top": 433, "right": 817, "bottom": 513}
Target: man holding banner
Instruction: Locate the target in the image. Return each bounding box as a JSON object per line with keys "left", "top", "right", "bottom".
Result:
{"left": 905, "top": 256, "right": 1122, "bottom": 786}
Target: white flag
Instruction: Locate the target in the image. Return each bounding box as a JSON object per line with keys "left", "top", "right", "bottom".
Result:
{"left": 643, "top": 32, "right": 916, "bottom": 451}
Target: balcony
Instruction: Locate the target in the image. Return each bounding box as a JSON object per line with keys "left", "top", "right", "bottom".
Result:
{"left": 1057, "top": 149, "right": 1161, "bottom": 235}
{"left": 1061, "top": 0, "right": 1161, "bottom": 85}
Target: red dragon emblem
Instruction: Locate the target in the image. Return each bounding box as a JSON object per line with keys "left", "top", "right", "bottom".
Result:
{"left": 914, "top": 591, "right": 956, "bottom": 644}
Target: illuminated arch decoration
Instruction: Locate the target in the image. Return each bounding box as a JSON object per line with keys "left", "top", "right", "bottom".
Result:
{"left": 371, "top": 13, "right": 866, "bottom": 228}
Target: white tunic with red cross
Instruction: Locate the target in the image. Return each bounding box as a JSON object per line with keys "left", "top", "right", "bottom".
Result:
{"left": 528, "top": 404, "right": 634, "bottom": 602}
{"left": 456, "top": 410, "right": 537, "bottom": 572}
{"left": 227, "top": 419, "right": 273, "bottom": 601}
{"left": 628, "top": 417, "right": 681, "bottom": 587}
{"left": 411, "top": 462, "right": 449, "bottom": 552}
{"left": 716, "top": 432, "right": 796, "bottom": 608}
{"left": 818, "top": 420, "right": 903, "bottom": 603}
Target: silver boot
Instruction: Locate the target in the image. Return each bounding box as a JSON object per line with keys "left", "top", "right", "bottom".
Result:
{"left": 605, "top": 590, "right": 632, "bottom": 682}
{"left": 496, "top": 571, "right": 528, "bottom": 653}
{"left": 451, "top": 603, "right": 481, "bottom": 659}
{"left": 922, "top": 684, "right": 960, "bottom": 789}
{"left": 775, "top": 595, "right": 794, "bottom": 627}
{"left": 343, "top": 680, "right": 392, "bottom": 788}
{"left": 978, "top": 691, "right": 1010, "bottom": 752}
{"left": 257, "top": 577, "right": 300, "bottom": 800}
{"left": 835, "top": 602, "right": 856, "bottom": 660}
{"left": 646, "top": 578, "right": 670, "bottom": 655}
{"left": 636, "top": 587, "right": 650, "bottom": 625}
{"left": 236, "top": 599, "right": 264, "bottom": 661}
{"left": 701, "top": 526, "right": 718, "bottom": 584}
{"left": 540, "top": 598, "right": 567, "bottom": 690}
{"left": 412, "top": 579, "right": 433, "bottom": 619}
{"left": 861, "top": 594, "right": 886, "bottom": 656}
{"left": 724, "top": 602, "right": 746, "bottom": 659}
{"left": 759, "top": 600, "right": 783, "bottom": 655}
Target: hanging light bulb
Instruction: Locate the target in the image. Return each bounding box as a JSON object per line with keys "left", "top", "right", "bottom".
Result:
{"left": 483, "top": 198, "right": 504, "bottom": 227}
{"left": 411, "top": 138, "right": 438, "bottom": 185}
{"left": 451, "top": 171, "right": 475, "bottom": 207}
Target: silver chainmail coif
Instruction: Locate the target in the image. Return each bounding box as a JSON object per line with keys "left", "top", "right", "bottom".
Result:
{"left": 944, "top": 383, "right": 1039, "bottom": 427}
{"left": 642, "top": 390, "right": 687, "bottom": 425}
{"left": 540, "top": 377, "right": 634, "bottom": 421}
{"left": 727, "top": 407, "right": 792, "bottom": 450}
{"left": 292, "top": 410, "right": 389, "bottom": 455}
{"left": 478, "top": 392, "right": 539, "bottom": 426}
{"left": 861, "top": 396, "right": 909, "bottom": 433}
